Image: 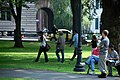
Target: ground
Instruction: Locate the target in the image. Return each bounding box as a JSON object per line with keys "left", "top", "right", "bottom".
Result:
{"left": 0, "top": 41, "right": 119, "bottom": 80}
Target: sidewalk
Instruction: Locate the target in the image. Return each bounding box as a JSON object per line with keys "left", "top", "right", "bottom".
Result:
{"left": 0, "top": 69, "right": 119, "bottom": 80}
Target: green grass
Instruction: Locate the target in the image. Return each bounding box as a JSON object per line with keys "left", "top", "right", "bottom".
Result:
{"left": 0, "top": 40, "right": 119, "bottom": 76}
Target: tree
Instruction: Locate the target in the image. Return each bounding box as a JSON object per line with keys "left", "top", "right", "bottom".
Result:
{"left": 1, "top": 0, "right": 35, "bottom": 48}
{"left": 53, "top": 0, "right": 72, "bottom": 30}
{"left": 100, "top": 0, "right": 120, "bottom": 50}
{"left": 70, "top": 0, "right": 91, "bottom": 31}
{"left": 9, "top": 0, "right": 24, "bottom": 48}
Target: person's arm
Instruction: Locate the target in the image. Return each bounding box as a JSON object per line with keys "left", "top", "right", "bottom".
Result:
{"left": 110, "top": 52, "right": 119, "bottom": 60}
{"left": 70, "top": 35, "right": 75, "bottom": 47}
{"left": 70, "top": 41, "right": 74, "bottom": 47}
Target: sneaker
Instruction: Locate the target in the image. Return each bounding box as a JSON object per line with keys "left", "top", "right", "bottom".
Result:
{"left": 108, "top": 74, "right": 113, "bottom": 77}
{"left": 69, "top": 59, "right": 73, "bottom": 61}
{"left": 89, "top": 71, "right": 95, "bottom": 75}
{"left": 98, "top": 73, "right": 107, "bottom": 78}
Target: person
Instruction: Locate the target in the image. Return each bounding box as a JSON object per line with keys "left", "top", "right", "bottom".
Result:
{"left": 56, "top": 31, "right": 65, "bottom": 63}
{"left": 115, "top": 43, "right": 120, "bottom": 76}
{"left": 98, "top": 30, "right": 110, "bottom": 78}
{"left": 85, "top": 47, "right": 100, "bottom": 75}
{"left": 69, "top": 30, "right": 79, "bottom": 61}
{"left": 106, "top": 43, "right": 119, "bottom": 76}
{"left": 91, "top": 35, "right": 98, "bottom": 50}
{"left": 35, "top": 31, "right": 48, "bottom": 62}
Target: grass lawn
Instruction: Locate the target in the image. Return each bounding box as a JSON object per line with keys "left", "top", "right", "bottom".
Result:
{"left": 0, "top": 40, "right": 119, "bottom": 76}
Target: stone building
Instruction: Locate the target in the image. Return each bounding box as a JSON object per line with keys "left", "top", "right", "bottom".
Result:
{"left": 0, "top": 0, "right": 53, "bottom": 35}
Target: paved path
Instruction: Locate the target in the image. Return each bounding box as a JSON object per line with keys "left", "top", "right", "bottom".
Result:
{"left": 0, "top": 69, "right": 119, "bottom": 80}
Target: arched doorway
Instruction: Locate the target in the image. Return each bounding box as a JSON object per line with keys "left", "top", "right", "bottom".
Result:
{"left": 36, "top": 7, "right": 54, "bottom": 33}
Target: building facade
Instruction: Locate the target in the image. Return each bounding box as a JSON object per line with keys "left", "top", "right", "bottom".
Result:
{"left": 0, "top": 0, "right": 53, "bottom": 35}
{"left": 90, "top": 0, "right": 102, "bottom": 33}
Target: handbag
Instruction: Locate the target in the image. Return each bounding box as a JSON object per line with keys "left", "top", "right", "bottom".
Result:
{"left": 45, "top": 43, "right": 50, "bottom": 52}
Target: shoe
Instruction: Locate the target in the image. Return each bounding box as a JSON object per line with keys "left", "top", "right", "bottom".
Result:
{"left": 61, "top": 61, "right": 64, "bottom": 63}
{"left": 69, "top": 59, "right": 73, "bottom": 61}
{"left": 98, "top": 73, "right": 107, "bottom": 78}
{"left": 89, "top": 71, "right": 95, "bottom": 75}
{"left": 108, "top": 74, "right": 113, "bottom": 77}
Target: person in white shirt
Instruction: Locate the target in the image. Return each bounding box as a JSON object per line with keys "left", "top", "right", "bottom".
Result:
{"left": 35, "top": 31, "right": 48, "bottom": 62}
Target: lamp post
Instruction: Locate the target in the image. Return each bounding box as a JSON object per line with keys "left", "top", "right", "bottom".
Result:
{"left": 73, "top": 0, "right": 85, "bottom": 72}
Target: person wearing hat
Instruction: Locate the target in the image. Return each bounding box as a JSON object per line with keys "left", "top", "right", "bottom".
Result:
{"left": 35, "top": 31, "right": 49, "bottom": 62}
{"left": 56, "top": 31, "right": 65, "bottom": 63}
{"left": 106, "top": 43, "right": 119, "bottom": 76}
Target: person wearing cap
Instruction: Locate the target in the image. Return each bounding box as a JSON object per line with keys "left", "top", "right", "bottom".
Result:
{"left": 106, "top": 43, "right": 119, "bottom": 76}
{"left": 56, "top": 31, "right": 65, "bottom": 63}
{"left": 35, "top": 31, "right": 49, "bottom": 62}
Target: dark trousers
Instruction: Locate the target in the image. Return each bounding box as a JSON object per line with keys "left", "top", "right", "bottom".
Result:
{"left": 71, "top": 47, "right": 77, "bottom": 60}
{"left": 35, "top": 46, "right": 48, "bottom": 62}
{"left": 56, "top": 49, "right": 64, "bottom": 62}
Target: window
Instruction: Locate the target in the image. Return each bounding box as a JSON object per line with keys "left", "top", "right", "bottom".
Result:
{"left": 95, "top": 18, "right": 99, "bottom": 29}
{"left": 0, "top": 7, "right": 11, "bottom": 21}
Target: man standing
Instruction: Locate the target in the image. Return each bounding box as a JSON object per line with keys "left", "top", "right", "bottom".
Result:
{"left": 98, "top": 30, "right": 110, "bottom": 78}
{"left": 56, "top": 31, "right": 65, "bottom": 63}
{"left": 70, "top": 30, "right": 79, "bottom": 61}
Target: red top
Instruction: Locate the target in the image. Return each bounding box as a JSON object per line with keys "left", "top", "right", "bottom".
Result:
{"left": 92, "top": 47, "right": 100, "bottom": 56}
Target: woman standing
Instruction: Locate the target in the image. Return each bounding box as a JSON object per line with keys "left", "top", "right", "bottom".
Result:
{"left": 35, "top": 31, "right": 48, "bottom": 62}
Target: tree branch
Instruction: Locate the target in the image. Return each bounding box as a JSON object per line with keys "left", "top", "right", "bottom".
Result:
{"left": 9, "top": 0, "right": 17, "bottom": 20}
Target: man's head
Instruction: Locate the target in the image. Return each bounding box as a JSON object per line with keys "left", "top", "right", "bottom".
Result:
{"left": 108, "top": 43, "right": 114, "bottom": 52}
{"left": 102, "top": 30, "right": 109, "bottom": 38}
{"left": 73, "top": 30, "right": 78, "bottom": 35}
{"left": 59, "top": 31, "right": 63, "bottom": 36}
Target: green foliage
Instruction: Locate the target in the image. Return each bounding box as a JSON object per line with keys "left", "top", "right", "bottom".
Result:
{"left": 53, "top": 0, "right": 92, "bottom": 30}
{"left": 53, "top": 0, "right": 72, "bottom": 30}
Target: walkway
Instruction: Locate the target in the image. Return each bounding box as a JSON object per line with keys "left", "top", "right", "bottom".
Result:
{"left": 0, "top": 69, "right": 119, "bottom": 80}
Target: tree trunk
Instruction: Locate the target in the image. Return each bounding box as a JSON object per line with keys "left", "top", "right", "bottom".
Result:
{"left": 9, "top": 0, "right": 23, "bottom": 48}
{"left": 14, "top": 6, "right": 23, "bottom": 48}
{"left": 101, "top": 0, "right": 120, "bottom": 50}
{"left": 70, "top": 0, "right": 79, "bottom": 31}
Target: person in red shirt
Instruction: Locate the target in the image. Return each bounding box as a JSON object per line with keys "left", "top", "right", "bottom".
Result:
{"left": 85, "top": 47, "right": 100, "bottom": 75}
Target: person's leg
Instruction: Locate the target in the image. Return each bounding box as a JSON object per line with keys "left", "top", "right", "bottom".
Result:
{"left": 85, "top": 56, "right": 93, "bottom": 65}
{"left": 107, "top": 61, "right": 113, "bottom": 76}
{"left": 115, "top": 65, "right": 120, "bottom": 76}
{"left": 90, "top": 58, "right": 95, "bottom": 71}
{"left": 61, "top": 49, "right": 64, "bottom": 63}
{"left": 56, "top": 49, "right": 60, "bottom": 62}
{"left": 70, "top": 47, "right": 77, "bottom": 61}
{"left": 98, "top": 55, "right": 107, "bottom": 78}
{"left": 35, "top": 47, "right": 42, "bottom": 62}
{"left": 43, "top": 48, "right": 48, "bottom": 62}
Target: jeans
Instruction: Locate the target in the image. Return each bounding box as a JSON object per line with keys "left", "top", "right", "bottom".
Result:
{"left": 56, "top": 49, "right": 64, "bottom": 62}
{"left": 86, "top": 55, "right": 99, "bottom": 71}
{"left": 35, "top": 46, "right": 48, "bottom": 62}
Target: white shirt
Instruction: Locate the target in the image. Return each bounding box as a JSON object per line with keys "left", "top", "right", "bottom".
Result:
{"left": 38, "top": 35, "right": 46, "bottom": 47}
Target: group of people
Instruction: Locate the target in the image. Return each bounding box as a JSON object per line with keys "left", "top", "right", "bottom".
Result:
{"left": 86, "top": 30, "right": 120, "bottom": 78}
{"left": 34, "top": 30, "right": 120, "bottom": 78}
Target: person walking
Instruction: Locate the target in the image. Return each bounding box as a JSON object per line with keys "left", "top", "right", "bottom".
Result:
{"left": 35, "top": 31, "right": 48, "bottom": 62}
{"left": 70, "top": 30, "right": 79, "bottom": 61}
{"left": 56, "top": 31, "right": 65, "bottom": 63}
{"left": 98, "top": 30, "right": 110, "bottom": 78}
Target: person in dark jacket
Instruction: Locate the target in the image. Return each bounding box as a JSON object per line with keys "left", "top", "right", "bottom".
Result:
{"left": 56, "top": 31, "right": 65, "bottom": 63}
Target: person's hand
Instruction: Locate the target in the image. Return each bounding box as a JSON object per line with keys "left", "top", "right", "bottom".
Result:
{"left": 109, "top": 58, "right": 113, "bottom": 60}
